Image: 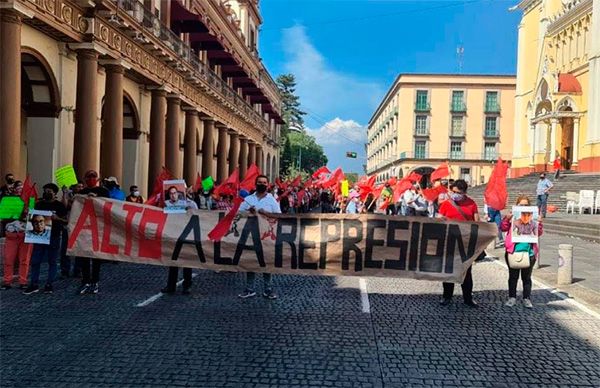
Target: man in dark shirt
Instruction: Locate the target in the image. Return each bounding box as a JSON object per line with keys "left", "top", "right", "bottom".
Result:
{"left": 23, "top": 183, "right": 68, "bottom": 295}
{"left": 77, "top": 170, "right": 108, "bottom": 295}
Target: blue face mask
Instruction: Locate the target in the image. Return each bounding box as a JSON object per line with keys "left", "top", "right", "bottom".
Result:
{"left": 450, "top": 193, "right": 465, "bottom": 202}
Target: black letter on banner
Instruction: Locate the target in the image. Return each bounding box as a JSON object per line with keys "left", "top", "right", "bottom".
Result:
{"left": 445, "top": 223, "right": 479, "bottom": 273}
{"left": 299, "top": 218, "right": 318, "bottom": 270}
{"left": 342, "top": 219, "right": 363, "bottom": 271}
{"left": 364, "top": 219, "right": 385, "bottom": 268}
{"left": 213, "top": 212, "right": 232, "bottom": 265}
{"left": 233, "top": 216, "right": 265, "bottom": 267}
{"left": 171, "top": 215, "right": 205, "bottom": 262}
{"left": 385, "top": 220, "right": 409, "bottom": 270}
{"left": 419, "top": 223, "right": 447, "bottom": 273}
{"left": 319, "top": 219, "right": 340, "bottom": 269}
{"left": 275, "top": 218, "right": 297, "bottom": 268}
{"left": 408, "top": 222, "right": 421, "bottom": 271}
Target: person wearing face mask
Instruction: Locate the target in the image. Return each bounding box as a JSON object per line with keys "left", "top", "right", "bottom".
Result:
{"left": 23, "top": 184, "right": 68, "bottom": 295}
{"left": 126, "top": 185, "right": 144, "bottom": 204}
{"left": 102, "top": 177, "right": 126, "bottom": 201}
{"left": 238, "top": 175, "right": 281, "bottom": 299}
{"left": 437, "top": 179, "right": 480, "bottom": 308}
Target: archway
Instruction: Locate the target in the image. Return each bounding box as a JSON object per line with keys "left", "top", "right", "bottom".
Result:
{"left": 411, "top": 166, "right": 435, "bottom": 187}
{"left": 557, "top": 98, "right": 576, "bottom": 170}
{"left": 21, "top": 50, "right": 60, "bottom": 185}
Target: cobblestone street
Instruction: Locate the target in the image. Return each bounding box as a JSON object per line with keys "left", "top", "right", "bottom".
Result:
{"left": 1, "top": 259, "right": 599, "bottom": 388}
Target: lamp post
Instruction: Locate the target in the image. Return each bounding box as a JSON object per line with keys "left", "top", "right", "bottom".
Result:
{"left": 289, "top": 123, "right": 303, "bottom": 171}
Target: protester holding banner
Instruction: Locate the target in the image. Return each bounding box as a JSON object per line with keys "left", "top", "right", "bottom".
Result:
{"left": 60, "top": 182, "right": 84, "bottom": 278}
{"left": 500, "top": 195, "right": 543, "bottom": 308}
{"left": 438, "top": 179, "right": 480, "bottom": 308}
{"left": 23, "top": 183, "right": 68, "bottom": 295}
{"left": 238, "top": 174, "right": 281, "bottom": 300}
{"left": 103, "top": 177, "right": 126, "bottom": 201}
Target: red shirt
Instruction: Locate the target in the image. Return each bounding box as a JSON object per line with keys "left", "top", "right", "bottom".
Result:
{"left": 438, "top": 197, "right": 479, "bottom": 221}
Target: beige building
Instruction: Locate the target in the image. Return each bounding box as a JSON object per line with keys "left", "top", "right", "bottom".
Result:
{"left": 0, "top": 0, "right": 283, "bottom": 195}
{"left": 366, "top": 74, "right": 516, "bottom": 186}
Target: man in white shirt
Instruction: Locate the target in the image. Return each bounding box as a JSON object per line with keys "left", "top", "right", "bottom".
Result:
{"left": 238, "top": 174, "right": 281, "bottom": 299}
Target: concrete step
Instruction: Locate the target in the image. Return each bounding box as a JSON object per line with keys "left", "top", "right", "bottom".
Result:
{"left": 542, "top": 223, "right": 600, "bottom": 237}
{"left": 542, "top": 218, "right": 600, "bottom": 231}
{"left": 541, "top": 227, "right": 600, "bottom": 243}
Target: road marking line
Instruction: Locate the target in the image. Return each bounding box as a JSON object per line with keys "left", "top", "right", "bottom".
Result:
{"left": 135, "top": 272, "right": 198, "bottom": 307}
{"left": 491, "top": 260, "right": 600, "bottom": 320}
{"left": 359, "top": 278, "right": 370, "bottom": 314}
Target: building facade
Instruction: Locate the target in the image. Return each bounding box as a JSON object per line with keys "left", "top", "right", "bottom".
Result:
{"left": 0, "top": 0, "right": 283, "bottom": 195}
{"left": 511, "top": 0, "right": 599, "bottom": 177}
{"left": 366, "top": 74, "right": 516, "bottom": 186}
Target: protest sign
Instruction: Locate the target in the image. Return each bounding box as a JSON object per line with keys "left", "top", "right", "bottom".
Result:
{"left": 163, "top": 179, "right": 188, "bottom": 214}
{"left": 511, "top": 206, "right": 539, "bottom": 243}
{"left": 55, "top": 165, "right": 78, "bottom": 189}
{"left": 25, "top": 210, "right": 53, "bottom": 245}
{"left": 0, "top": 196, "right": 25, "bottom": 219}
{"left": 341, "top": 180, "right": 349, "bottom": 196}
{"left": 202, "top": 176, "right": 214, "bottom": 192}
{"left": 67, "top": 197, "right": 497, "bottom": 283}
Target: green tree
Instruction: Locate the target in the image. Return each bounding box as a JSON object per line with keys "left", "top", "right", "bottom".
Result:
{"left": 276, "top": 74, "right": 305, "bottom": 138}
{"left": 282, "top": 131, "right": 328, "bottom": 179}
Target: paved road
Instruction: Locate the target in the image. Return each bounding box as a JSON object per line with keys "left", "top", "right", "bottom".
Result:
{"left": 1, "top": 260, "right": 600, "bottom": 388}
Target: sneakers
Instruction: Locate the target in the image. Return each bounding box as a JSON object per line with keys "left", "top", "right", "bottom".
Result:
{"left": 90, "top": 283, "right": 99, "bottom": 294}
{"left": 464, "top": 300, "right": 479, "bottom": 308}
{"left": 78, "top": 284, "right": 91, "bottom": 295}
{"left": 505, "top": 297, "right": 517, "bottom": 307}
{"left": 0, "top": 284, "right": 12, "bottom": 290}
{"left": 238, "top": 290, "right": 257, "bottom": 299}
{"left": 23, "top": 285, "right": 39, "bottom": 295}
{"left": 523, "top": 299, "right": 533, "bottom": 309}
{"left": 43, "top": 284, "right": 53, "bottom": 294}
{"left": 263, "top": 290, "right": 278, "bottom": 300}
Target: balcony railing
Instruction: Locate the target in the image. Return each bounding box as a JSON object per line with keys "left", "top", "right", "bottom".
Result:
{"left": 414, "top": 127, "right": 429, "bottom": 137}
{"left": 483, "top": 152, "right": 499, "bottom": 161}
{"left": 414, "top": 102, "right": 431, "bottom": 112}
{"left": 484, "top": 103, "right": 501, "bottom": 113}
{"left": 450, "top": 102, "right": 467, "bottom": 113}
{"left": 484, "top": 130, "right": 500, "bottom": 138}
{"left": 450, "top": 129, "right": 466, "bottom": 137}
{"left": 394, "top": 151, "right": 512, "bottom": 161}
{"left": 114, "top": 0, "right": 270, "bottom": 134}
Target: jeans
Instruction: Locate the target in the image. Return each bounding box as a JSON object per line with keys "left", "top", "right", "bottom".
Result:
{"left": 166, "top": 266, "right": 192, "bottom": 290}
{"left": 537, "top": 194, "right": 549, "bottom": 217}
{"left": 77, "top": 257, "right": 101, "bottom": 284}
{"left": 245, "top": 272, "right": 272, "bottom": 292}
{"left": 506, "top": 254, "right": 536, "bottom": 299}
{"left": 488, "top": 208, "right": 503, "bottom": 242}
{"left": 442, "top": 266, "right": 473, "bottom": 303}
{"left": 29, "top": 244, "right": 60, "bottom": 286}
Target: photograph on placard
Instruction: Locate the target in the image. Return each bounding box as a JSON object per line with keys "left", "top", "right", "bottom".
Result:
{"left": 163, "top": 179, "right": 188, "bottom": 214}
{"left": 511, "top": 206, "right": 539, "bottom": 243}
{"left": 24, "top": 209, "right": 53, "bottom": 245}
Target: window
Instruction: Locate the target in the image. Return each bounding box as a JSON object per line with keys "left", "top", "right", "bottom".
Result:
{"left": 485, "top": 91, "right": 499, "bottom": 112}
{"left": 485, "top": 117, "right": 497, "bottom": 136}
{"left": 451, "top": 90, "right": 465, "bottom": 111}
{"left": 450, "top": 141, "right": 463, "bottom": 159}
{"left": 416, "top": 90, "right": 429, "bottom": 110}
{"left": 460, "top": 168, "right": 471, "bottom": 184}
{"left": 414, "top": 141, "right": 427, "bottom": 159}
{"left": 451, "top": 116, "right": 464, "bottom": 136}
{"left": 484, "top": 142, "right": 497, "bottom": 160}
{"left": 415, "top": 115, "right": 428, "bottom": 135}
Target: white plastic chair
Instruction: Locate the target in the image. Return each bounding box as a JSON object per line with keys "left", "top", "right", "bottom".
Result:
{"left": 565, "top": 191, "right": 578, "bottom": 214}
{"left": 594, "top": 190, "right": 600, "bottom": 214}
{"left": 578, "top": 190, "right": 595, "bottom": 214}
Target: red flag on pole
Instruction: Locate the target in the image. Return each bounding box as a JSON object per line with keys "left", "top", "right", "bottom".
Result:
{"left": 421, "top": 185, "right": 448, "bottom": 202}
{"left": 207, "top": 196, "right": 244, "bottom": 241}
{"left": 484, "top": 157, "right": 509, "bottom": 210}
{"left": 322, "top": 167, "right": 344, "bottom": 189}
{"left": 405, "top": 172, "right": 422, "bottom": 183}
{"left": 392, "top": 178, "right": 413, "bottom": 203}
{"left": 240, "top": 164, "right": 260, "bottom": 191}
{"left": 145, "top": 167, "right": 173, "bottom": 206}
{"left": 213, "top": 168, "right": 240, "bottom": 198}
{"left": 430, "top": 163, "right": 450, "bottom": 182}
{"left": 193, "top": 173, "right": 202, "bottom": 192}
{"left": 20, "top": 175, "right": 38, "bottom": 208}
{"left": 290, "top": 175, "right": 302, "bottom": 188}
{"left": 312, "top": 166, "right": 330, "bottom": 180}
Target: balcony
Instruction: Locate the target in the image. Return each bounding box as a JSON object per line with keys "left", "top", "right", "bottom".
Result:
{"left": 414, "top": 128, "right": 429, "bottom": 137}
{"left": 450, "top": 129, "right": 466, "bottom": 138}
{"left": 450, "top": 102, "right": 467, "bottom": 113}
{"left": 414, "top": 102, "right": 431, "bottom": 112}
{"left": 483, "top": 151, "right": 499, "bottom": 161}
{"left": 484, "top": 103, "right": 501, "bottom": 114}
{"left": 484, "top": 130, "right": 500, "bottom": 139}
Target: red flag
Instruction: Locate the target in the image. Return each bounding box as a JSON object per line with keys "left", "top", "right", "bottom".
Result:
{"left": 484, "top": 158, "right": 509, "bottom": 210}
{"left": 357, "top": 175, "right": 376, "bottom": 201}
{"left": 214, "top": 168, "right": 240, "bottom": 198}
{"left": 430, "top": 163, "right": 450, "bottom": 182}
{"left": 372, "top": 184, "right": 385, "bottom": 200}
{"left": 20, "top": 175, "right": 38, "bottom": 207}
{"left": 290, "top": 175, "right": 302, "bottom": 188}
{"left": 322, "top": 167, "right": 344, "bottom": 189}
{"left": 193, "top": 173, "right": 202, "bottom": 192}
{"left": 207, "top": 196, "right": 244, "bottom": 241}
{"left": 387, "top": 177, "right": 398, "bottom": 186}
{"left": 297, "top": 189, "right": 306, "bottom": 205}
{"left": 240, "top": 164, "right": 260, "bottom": 191}
{"left": 312, "top": 166, "right": 330, "bottom": 179}
{"left": 145, "top": 167, "right": 173, "bottom": 206}
{"left": 405, "top": 172, "right": 422, "bottom": 183}
{"left": 421, "top": 185, "right": 448, "bottom": 202}
{"left": 392, "top": 179, "right": 413, "bottom": 203}
{"left": 379, "top": 197, "right": 391, "bottom": 211}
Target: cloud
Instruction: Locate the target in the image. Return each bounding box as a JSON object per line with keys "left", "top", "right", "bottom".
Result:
{"left": 306, "top": 118, "right": 366, "bottom": 146}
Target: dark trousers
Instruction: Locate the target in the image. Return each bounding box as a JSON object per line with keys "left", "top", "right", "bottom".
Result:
{"left": 537, "top": 194, "right": 549, "bottom": 217}
{"left": 166, "top": 266, "right": 192, "bottom": 290}
{"left": 506, "top": 254, "right": 535, "bottom": 299}
{"left": 29, "top": 244, "right": 60, "bottom": 286}
{"left": 59, "top": 228, "right": 70, "bottom": 275}
{"left": 442, "top": 266, "right": 473, "bottom": 302}
{"left": 78, "top": 257, "right": 101, "bottom": 284}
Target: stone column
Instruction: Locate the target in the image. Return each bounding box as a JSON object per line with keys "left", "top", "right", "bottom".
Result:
{"left": 165, "top": 95, "right": 181, "bottom": 177}
{"left": 148, "top": 89, "right": 167, "bottom": 192}
{"left": 572, "top": 118, "right": 580, "bottom": 166}
{"left": 216, "top": 125, "right": 228, "bottom": 183}
{"left": 255, "top": 145, "right": 263, "bottom": 172}
{"left": 74, "top": 49, "right": 99, "bottom": 177}
{"left": 0, "top": 10, "right": 22, "bottom": 178}
{"left": 228, "top": 131, "right": 240, "bottom": 175}
{"left": 550, "top": 118, "right": 558, "bottom": 164}
{"left": 248, "top": 141, "right": 256, "bottom": 167}
{"left": 239, "top": 137, "right": 248, "bottom": 178}
{"left": 201, "top": 118, "right": 215, "bottom": 179}
{"left": 183, "top": 109, "right": 198, "bottom": 186}
{"left": 101, "top": 63, "right": 123, "bottom": 182}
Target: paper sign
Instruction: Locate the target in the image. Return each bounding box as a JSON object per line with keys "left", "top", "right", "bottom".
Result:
{"left": 341, "top": 180, "right": 349, "bottom": 196}
{"left": 55, "top": 165, "right": 78, "bottom": 189}
{"left": 163, "top": 179, "right": 188, "bottom": 214}
{"left": 24, "top": 209, "right": 53, "bottom": 245}
{"left": 511, "top": 206, "right": 539, "bottom": 243}
{"left": 202, "top": 176, "right": 214, "bottom": 192}
{"left": 0, "top": 196, "right": 25, "bottom": 219}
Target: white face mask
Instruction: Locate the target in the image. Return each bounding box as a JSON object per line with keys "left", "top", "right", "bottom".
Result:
{"left": 133, "top": 191, "right": 140, "bottom": 197}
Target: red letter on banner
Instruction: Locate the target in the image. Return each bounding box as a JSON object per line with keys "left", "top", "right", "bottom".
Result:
{"left": 122, "top": 203, "right": 144, "bottom": 256}
{"left": 68, "top": 199, "right": 99, "bottom": 251}
{"left": 138, "top": 208, "right": 167, "bottom": 259}
{"left": 100, "top": 202, "right": 119, "bottom": 254}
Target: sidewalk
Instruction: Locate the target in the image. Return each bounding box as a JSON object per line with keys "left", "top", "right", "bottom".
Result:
{"left": 487, "top": 232, "right": 600, "bottom": 313}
